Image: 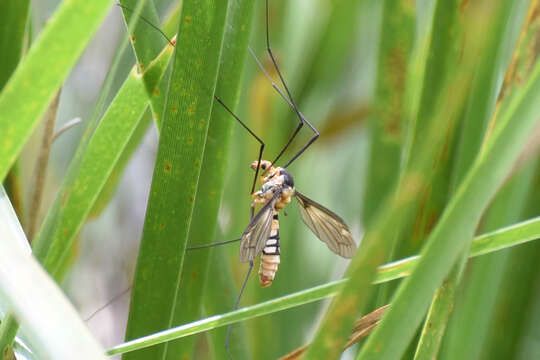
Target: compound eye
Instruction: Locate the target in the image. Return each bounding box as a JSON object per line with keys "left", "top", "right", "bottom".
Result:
{"left": 261, "top": 163, "right": 267, "bottom": 170}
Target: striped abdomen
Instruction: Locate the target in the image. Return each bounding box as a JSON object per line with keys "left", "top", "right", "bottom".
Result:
{"left": 259, "top": 210, "right": 280, "bottom": 287}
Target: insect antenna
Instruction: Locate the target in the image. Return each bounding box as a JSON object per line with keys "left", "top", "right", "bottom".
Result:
{"left": 262, "top": 0, "right": 319, "bottom": 169}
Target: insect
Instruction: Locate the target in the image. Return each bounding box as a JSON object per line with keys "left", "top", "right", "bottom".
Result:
{"left": 188, "top": 1, "right": 358, "bottom": 288}
{"left": 240, "top": 159, "right": 356, "bottom": 287}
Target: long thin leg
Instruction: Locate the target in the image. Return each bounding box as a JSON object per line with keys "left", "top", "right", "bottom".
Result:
{"left": 214, "top": 96, "right": 264, "bottom": 194}
{"left": 84, "top": 286, "right": 132, "bottom": 322}
{"left": 186, "top": 237, "right": 241, "bottom": 251}
{"left": 225, "top": 259, "right": 254, "bottom": 359}
{"left": 263, "top": 0, "right": 319, "bottom": 169}
{"left": 248, "top": 47, "right": 298, "bottom": 115}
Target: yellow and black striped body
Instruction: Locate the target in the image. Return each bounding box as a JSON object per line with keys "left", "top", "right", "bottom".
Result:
{"left": 259, "top": 210, "right": 280, "bottom": 287}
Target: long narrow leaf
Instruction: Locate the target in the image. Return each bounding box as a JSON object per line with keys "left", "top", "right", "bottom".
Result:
{"left": 32, "top": 42, "right": 174, "bottom": 276}
{"left": 0, "top": 0, "right": 30, "bottom": 90}
{"left": 0, "top": 186, "right": 107, "bottom": 360}
{"left": 0, "top": 0, "right": 112, "bottom": 182}
{"left": 123, "top": 2, "right": 229, "bottom": 359}
{"left": 168, "top": 1, "right": 256, "bottom": 358}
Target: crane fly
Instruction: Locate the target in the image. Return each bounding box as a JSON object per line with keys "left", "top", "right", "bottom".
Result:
{"left": 189, "top": 0, "right": 358, "bottom": 284}
{"left": 239, "top": 160, "right": 356, "bottom": 287}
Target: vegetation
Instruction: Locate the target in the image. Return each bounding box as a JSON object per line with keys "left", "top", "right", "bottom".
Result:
{"left": 0, "top": 0, "right": 539, "bottom": 359}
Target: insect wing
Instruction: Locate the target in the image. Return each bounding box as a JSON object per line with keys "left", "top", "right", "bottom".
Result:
{"left": 239, "top": 189, "right": 282, "bottom": 262}
{"left": 295, "top": 191, "right": 356, "bottom": 258}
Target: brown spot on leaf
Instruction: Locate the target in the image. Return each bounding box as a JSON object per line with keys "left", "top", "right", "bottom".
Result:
{"left": 159, "top": 223, "right": 165, "bottom": 229}
{"left": 188, "top": 137, "right": 194, "bottom": 144}
{"left": 164, "top": 163, "right": 171, "bottom": 172}
{"left": 459, "top": 0, "right": 470, "bottom": 14}
{"left": 153, "top": 88, "right": 160, "bottom": 96}
{"left": 194, "top": 161, "right": 200, "bottom": 168}
{"left": 426, "top": 211, "right": 440, "bottom": 235}
{"left": 61, "top": 189, "right": 71, "bottom": 207}
{"left": 383, "top": 47, "right": 406, "bottom": 139}
{"left": 191, "top": 270, "right": 198, "bottom": 280}
{"left": 189, "top": 196, "right": 194, "bottom": 203}
{"left": 411, "top": 186, "right": 431, "bottom": 243}
{"left": 131, "top": 35, "right": 136, "bottom": 42}
{"left": 172, "top": 105, "right": 178, "bottom": 113}
{"left": 185, "top": 16, "right": 191, "bottom": 23}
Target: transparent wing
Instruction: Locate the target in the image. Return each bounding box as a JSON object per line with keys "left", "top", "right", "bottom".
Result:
{"left": 239, "top": 189, "right": 282, "bottom": 262}
{"left": 295, "top": 191, "right": 357, "bottom": 258}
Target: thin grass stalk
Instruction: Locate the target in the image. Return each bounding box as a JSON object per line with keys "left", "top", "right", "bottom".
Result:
{"left": 26, "top": 90, "right": 61, "bottom": 242}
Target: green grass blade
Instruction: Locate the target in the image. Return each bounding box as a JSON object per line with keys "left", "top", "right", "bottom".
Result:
{"left": 90, "top": 2, "right": 183, "bottom": 219}
{"left": 440, "top": 165, "right": 537, "bottom": 360}
{"left": 104, "top": 216, "right": 540, "bottom": 355}
{"left": 357, "top": 46, "right": 540, "bottom": 360}
{"left": 32, "top": 42, "right": 174, "bottom": 275}
{"left": 396, "top": 0, "right": 465, "bottom": 260}
{"left": 377, "top": 216, "right": 540, "bottom": 284}
{"left": 0, "top": 0, "right": 30, "bottom": 90}
{"left": 109, "top": 279, "right": 346, "bottom": 356}
{"left": 123, "top": 2, "right": 229, "bottom": 359}
{"left": 119, "top": 0, "right": 166, "bottom": 72}
{"left": 0, "top": 186, "right": 107, "bottom": 360}
{"left": 414, "top": 2, "right": 530, "bottom": 359}
{"left": 204, "top": 248, "right": 252, "bottom": 359}
{"left": 479, "top": 162, "right": 540, "bottom": 359}
{"left": 88, "top": 111, "right": 152, "bottom": 219}
{"left": 0, "top": 0, "right": 112, "bottom": 182}
{"left": 363, "top": 0, "right": 414, "bottom": 227}
{"left": 365, "top": 0, "right": 415, "bottom": 314}
{"left": 166, "top": 1, "right": 256, "bottom": 358}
